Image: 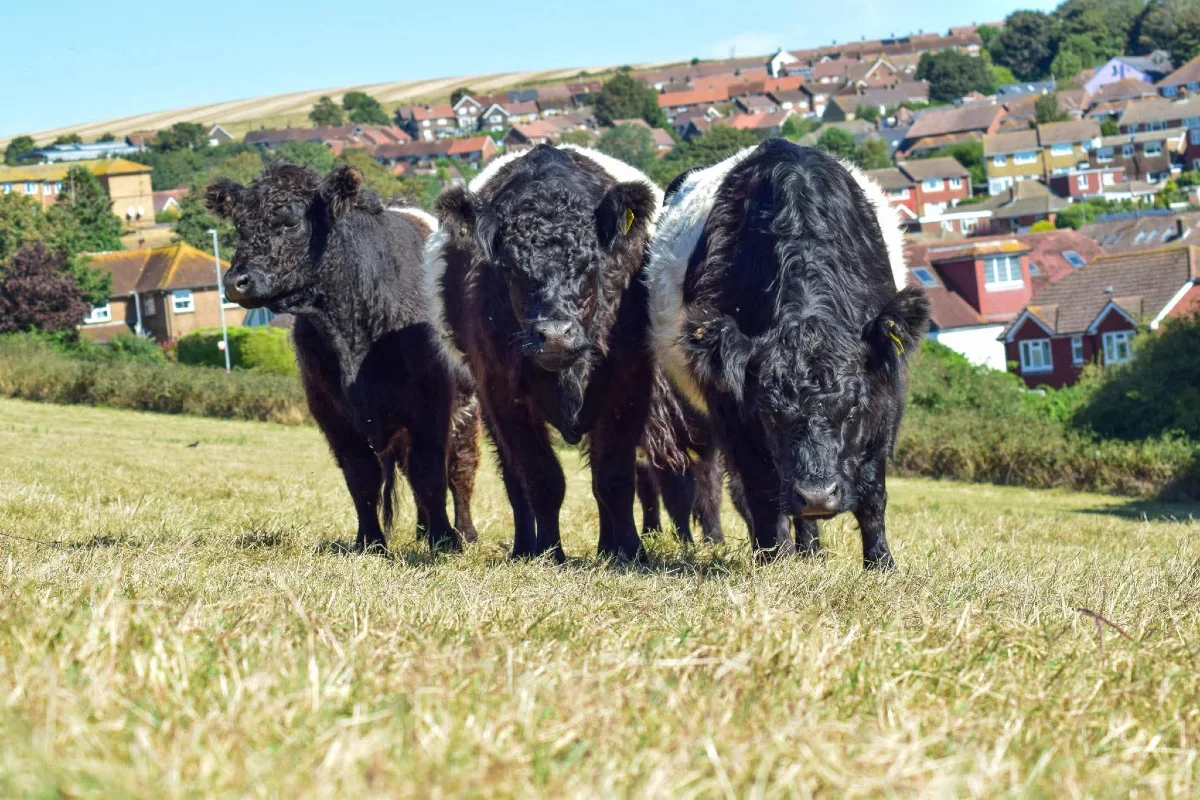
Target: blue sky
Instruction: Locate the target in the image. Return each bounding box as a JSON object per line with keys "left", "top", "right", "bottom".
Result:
{"left": 0, "top": 0, "right": 1057, "bottom": 137}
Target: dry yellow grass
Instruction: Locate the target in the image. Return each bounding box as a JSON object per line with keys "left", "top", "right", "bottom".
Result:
{"left": 0, "top": 397, "right": 1198, "bottom": 797}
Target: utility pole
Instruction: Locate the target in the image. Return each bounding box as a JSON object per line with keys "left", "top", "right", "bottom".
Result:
{"left": 208, "top": 229, "right": 232, "bottom": 373}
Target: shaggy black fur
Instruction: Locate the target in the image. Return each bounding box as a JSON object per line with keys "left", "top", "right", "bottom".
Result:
{"left": 434, "top": 144, "right": 674, "bottom": 560}
{"left": 207, "top": 162, "right": 479, "bottom": 553}
{"left": 675, "top": 140, "right": 930, "bottom": 569}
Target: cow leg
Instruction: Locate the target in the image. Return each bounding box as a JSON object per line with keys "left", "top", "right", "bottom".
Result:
{"left": 411, "top": 486, "right": 429, "bottom": 541}
{"left": 691, "top": 451, "right": 725, "bottom": 545}
{"left": 726, "top": 469, "right": 752, "bottom": 530}
{"left": 590, "top": 431, "right": 641, "bottom": 560}
{"left": 656, "top": 466, "right": 696, "bottom": 545}
{"left": 404, "top": 421, "right": 462, "bottom": 554}
{"left": 488, "top": 408, "right": 565, "bottom": 561}
{"left": 492, "top": 433, "right": 538, "bottom": 558}
{"left": 448, "top": 400, "right": 481, "bottom": 544}
{"left": 636, "top": 463, "right": 662, "bottom": 535}
{"left": 854, "top": 479, "right": 895, "bottom": 571}
{"left": 336, "top": 442, "right": 387, "bottom": 553}
{"left": 794, "top": 517, "right": 821, "bottom": 557}
{"left": 727, "top": 441, "right": 795, "bottom": 559}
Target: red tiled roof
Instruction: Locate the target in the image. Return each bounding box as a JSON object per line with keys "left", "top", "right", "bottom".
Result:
{"left": 727, "top": 111, "right": 791, "bottom": 130}
{"left": 906, "top": 103, "right": 1003, "bottom": 140}
{"left": 447, "top": 136, "right": 493, "bottom": 155}
{"left": 658, "top": 86, "right": 729, "bottom": 108}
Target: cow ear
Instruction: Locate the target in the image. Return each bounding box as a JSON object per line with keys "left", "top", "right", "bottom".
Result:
{"left": 680, "top": 307, "right": 755, "bottom": 405}
{"left": 596, "top": 180, "right": 657, "bottom": 252}
{"left": 865, "top": 286, "right": 931, "bottom": 373}
{"left": 205, "top": 177, "right": 243, "bottom": 219}
{"left": 320, "top": 165, "right": 363, "bottom": 220}
{"left": 435, "top": 185, "right": 497, "bottom": 261}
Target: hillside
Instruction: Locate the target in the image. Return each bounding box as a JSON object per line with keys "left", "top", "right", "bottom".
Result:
{"left": 1, "top": 64, "right": 637, "bottom": 147}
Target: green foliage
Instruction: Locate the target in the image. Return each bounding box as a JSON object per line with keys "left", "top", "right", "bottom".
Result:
{"left": 154, "top": 123, "right": 209, "bottom": 152}
{"left": 780, "top": 115, "right": 820, "bottom": 141}
{"left": 989, "top": 64, "right": 1019, "bottom": 86}
{"left": 309, "top": 96, "right": 345, "bottom": 127}
{"left": 210, "top": 151, "right": 266, "bottom": 185}
{"left": 1075, "top": 315, "right": 1200, "bottom": 440}
{"left": 815, "top": 126, "right": 856, "bottom": 161}
{"left": 853, "top": 136, "right": 892, "bottom": 170}
{"left": 174, "top": 188, "right": 234, "bottom": 256}
{"left": 594, "top": 69, "right": 666, "bottom": 128}
{"left": 96, "top": 132, "right": 117, "bottom": 143}
{"left": 449, "top": 87, "right": 476, "bottom": 106}
{"left": 53, "top": 133, "right": 83, "bottom": 145}
{"left": 157, "top": 205, "right": 181, "bottom": 223}
{"left": 342, "top": 91, "right": 390, "bottom": 126}
{"left": 0, "top": 244, "right": 90, "bottom": 336}
{"left": 977, "top": 24, "right": 1001, "bottom": 50}
{"left": 5, "top": 135, "right": 36, "bottom": 165}
{"left": 102, "top": 332, "right": 167, "bottom": 364}
{"left": 855, "top": 104, "right": 880, "bottom": 123}
{"left": 916, "top": 49, "right": 997, "bottom": 102}
{"left": 1100, "top": 118, "right": 1120, "bottom": 136}
{"left": 178, "top": 327, "right": 298, "bottom": 376}
{"left": 990, "top": 10, "right": 1061, "bottom": 80}
{"left": 647, "top": 126, "right": 765, "bottom": 187}
{"left": 0, "top": 335, "right": 308, "bottom": 424}
{"left": 1054, "top": 196, "right": 1140, "bottom": 229}
{"left": 273, "top": 141, "right": 336, "bottom": 173}
{"left": 596, "top": 124, "right": 657, "bottom": 172}
{"left": 1136, "top": 0, "right": 1200, "bottom": 65}
{"left": 1029, "top": 219, "right": 1057, "bottom": 232}
{"left": 557, "top": 129, "right": 594, "bottom": 147}
{"left": 49, "top": 168, "right": 124, "bottom": 288}
{"left": 916, "top": 139, "right": 986, "bottom": 185}
{"left": 1035, "top": 92, "right": 1070, "bottom": 124}
{"left": 130, "top": 142, "right": 260, "bottom": 191}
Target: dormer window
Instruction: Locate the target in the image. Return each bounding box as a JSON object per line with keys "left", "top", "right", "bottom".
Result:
{"left": 983, "top": 254, "right": 1023, "bottom": 290}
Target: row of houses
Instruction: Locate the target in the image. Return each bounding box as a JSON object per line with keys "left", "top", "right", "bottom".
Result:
{"left": 0, "top": 158, "right": 157, "bottom": 227}
{"left": 395, "top": 83, "right": 601, "bottom": 141}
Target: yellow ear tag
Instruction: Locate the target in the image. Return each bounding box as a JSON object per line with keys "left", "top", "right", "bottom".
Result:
{"left": 887, "top": 330, "right": 904, "bottom": 355}
{"left": 621, "top": 208, "right": 635, "bottom": 236}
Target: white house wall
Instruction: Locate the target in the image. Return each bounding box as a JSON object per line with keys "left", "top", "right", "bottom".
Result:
{"left": 929, "top": 325, "right": 1009, "bottom": 370}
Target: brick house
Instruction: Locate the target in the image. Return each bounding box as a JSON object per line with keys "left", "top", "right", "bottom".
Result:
{"left": 863, "top": 167, "right": 918, "bottom": 222}
{"left": 974, "top": 180, "right": 1070, "bottom": 234}
{"left": 1117, "top": 95, "right": 1200, "bottom": 133}
{"left": 727, "top": 110, "right": 793, "bottom": 135}
{"left": 983, "top": 129, "right": 1044, "bottom": 195}
{"left": 1079, "top": 211, "right": 1200, "bottom": 252}
{"left": 81, "top": 242, "right": 245, "bottom": 344}
{"left": 1038, "top": 119, "right": 1102, "bottom": 178}
{"left": 0, "top": 158, "right": 155, "bottom": 227}
{"left": 896, "top": 157, "right": 971, "bottom": 217}
{"left": 1048, "top": 166, "right": 1129, "bottom": 199}
{"left": 396, "top": 104, "right": 457, "bottom": 141}
{"left": 452, "top": 95, "right": 485, "bottom": 131}
{"left": 657, "top": 87, "right": 730, "bottom": 121}
{"left": 372, "top": 136, "right": 497, "bottom": 170}
{"left": 1096, "top": 129, "right": 1183, "bottom": 182}
{"left": 1002, "top": 245, "right": 1200, "bottom": 387}
{"left": 901, "top": 104, "right": 1005, "bottom": 156}
{"left": 503, "top": 120, "right": 563, "bottom": 150}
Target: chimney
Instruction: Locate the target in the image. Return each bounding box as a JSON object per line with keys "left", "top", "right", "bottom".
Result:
{"left": 1177, "top": 216, "right": 1187, "bottom": 240}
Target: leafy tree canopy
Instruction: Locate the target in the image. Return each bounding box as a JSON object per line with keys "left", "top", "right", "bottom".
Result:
{"left": 0, "top": 243, "right": 91, "bottom": 335}
{"left": 990, "top": 10, "right": 1061, "bottom": 80}
{"left": 814, "top": 126, "right": 857, "bottom": 161}
{"left": 53, "top": 133, "right": 83, "bottom": 145}
{"left": 853, "top": 136, "right": 892, "bottom": 170}
{"left": 596, "top": 124, "right": 657, "bottom": 172}
{"left": 272, "top": 141, "right": 336, "bottom": 173}
{"left": 96, "top": 132, "right": 117, "bottom": 143}
{"left": 155, "top": 122, "right": 208, "bottom": 152}
{"left": 594, "top": 69, "right": 666, "bottom": 128}
{"left": 1035, "top": 92, "right": 1071, "bottom": 124}
{"left": 647, "top": 125, "right": 764, "bottom": 186}
{"left": 449, "top": 87, "right": 476, "bottom": 106}
{"left": 342, "top": 91, "right": 390, "bottom": 126}
{"left": 916, "top": 49, "right": 997, "bottom": 102}
{"left": 4, "top": 135, "right": 35, "bottom": 166}
{"left": 309, "top": 96, "right": 345, "bottom": 127}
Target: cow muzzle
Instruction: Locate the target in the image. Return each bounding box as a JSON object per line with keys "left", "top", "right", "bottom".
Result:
{"left": 530, "top": 319, "right": 585, "bottom": 372}
{"left": 790, "top": 481, "right": 842, "bottom": 518}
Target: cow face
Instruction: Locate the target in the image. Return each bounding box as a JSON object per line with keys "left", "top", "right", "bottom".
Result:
{"left": 436, "top": 180, "right": 656, "bottom": 373}
{"left": 685, "top": 287, "right": 930, "bottom": 517}
{"left": 207, "top": 164, "right": 368, "bottom": 313}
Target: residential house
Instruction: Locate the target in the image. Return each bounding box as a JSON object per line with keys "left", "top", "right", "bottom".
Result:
{"left": 453, "top": 95, "right": 485, "bottom": 131}
{"left": 845, "top": 81, "right": 930, "bottom": 113}
{"left": 535, "top": 85, "right": 575, "bottom": 116}
{"left": 0, "top": 158, "right": 154, "bottom": 226}
{"left": 844, "top": 57, "right": 902, "bottom": 90}
{"left": 1047, "top": 166, "right": 1129, "bottom": 199}
{"left": 1117, "top": 95, "right": 1200, "bottom": 132}
{"left": 768, "top": 89, "right": 811, "bottom": 115}
{"left": 901, "top": 103, "right": 1005, "bottom": 156}
{"left": 680, "top": 117, "right": 714, "bottom": 140}
{"left": 983, "top": 129, "right": 1044, "bottom": 195}
{"left": 996, "top": 80, "right": 1057, "bottom": 102}
{"left": 1096, "top": 128, "right": 1183, "bottom": 182}
{"left": 897, "top": 157, "right": 971, "bottom": 217}
{"left": 396, "top": 104, "right": 457, "bottom": 141}
{"left": 152, "top": 188, "right": 187, "bottom": 216}
{"left": 1002, "top": 244, "right": 1200, "bottom": 387}
{"left": 822, "top": 95, "right": 861, "bottom": 122}
{"left": 800, "top": 85, "right": 831, "bottom": 117}
{"left": 1080, "top": 210, "right": 1200, "bottom": 252}
{"left": 863, "top": 166, "right": 918, "bottom": 222}
{"left": 80, "top": 242, "right": 245, "bottom": 344}
{"left": 372, "top": 136, "right": 497, "bottom": 170}
{"left": 207, "top": 124, "right": 234, "bottom": 146}
{"left": 657, "top": 86, "right": 730, "bottom": 120}
{"left": 727, "top": 110, "right": 793, "bottom": 135}
{"left": 973, "top": 180, "right": 1070, "bottom": 233}
{"left": 736, "top": 95, "right": 778, "bottom": 115}
{"left": 727, "top": 76, "right": 805, "bottom": 100}
{"left": 479, "top": 104, "right": 511, "bottom": 133}
{"left": 768, "top": 48, "right": 800, "bottom": 78}
{"left": 1156, "top": 52, "right": 1200, "bottom": 97}
{"left": 504, "top": 120, "right": 564, "bottom": 150}
{"left": 670, "top": 106, "right": 723, "bottom": 138}
{"left": 1038, "top": 119, "right": 1102, "bottom": 178}
{"left": 1086, "top": 53, "right": 1173, "bottom": 96}
{"left": 565, "top": 80, "right": 603, "bottom": 102}
{"left": 610, "top": 119, "right": 675, "bottom": 153}
{"left": 1086, "top": 78, "right": 1158, "bottom": 108}
{"left": 19, "top": 140, "right": 140, "bottom": 163}
{"left": 501, "top": 100, "right": 540, "bottom": 124}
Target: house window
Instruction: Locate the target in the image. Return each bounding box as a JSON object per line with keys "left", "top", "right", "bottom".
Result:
{"left": 1164, "top": 86, "right": 1179, "bottom": 97}
{"left": 1102, "top": 330, "right": 1133, "bottom": 364}
{"left": 949, "top": 177, "right": 963, "bottom": 190}
{"left": 143, "top": 295, "right": 157, "bottom": 317}
{"left": 44, "top": 182, "right": 55, "bottom": 195}
{"left": 888, "top": 188, "right": 910, "bottom": 199}
{"left": 171, "top": 289, "right": 194, "bottom": 313}
{"left": 1014, "top": 151, "right": 1038, "bottom": 165}
{"left": 1, "top": 184, "right": 10, "bottom": 194}
{"left": 1122, "top": 144, "right": 1135, "bottom": 157}
{"left": 1019, "top": 339, "right": 1053, "bottom": 373}
{"left": 83, "top": 303, "right": 111, "bottom": 324}
{"left": 1147, "top": 121, "right": 1165, "bottom": 131}
{"left": 1097, "top": 147, "right": 1114, "bottom": 162}
{"left": 1076, "top": 174, "right": 1089, "bottom": 190}
{"left": 1029, "top": 263, "right": 1041, "bottom": 277}
{"left": 1071, "top": 336, "right": 1085, "bottom": 365}
{"left": 922, "top": 178, "right": 945, "bottom": 191}
{"left": 1103, "top": 172, "right": 1117, "bottom": 186}
{"left": 1144, "top": 142, "right": 1163, "bottom": 157}
{"left": 984, "top": 254, "right": 1023, "bottom": 290}
{"left": 1050, "top": 143, "right": 1074, "bottom": 157}
{"left": 961, "top": 217, "right": 978, "bottom": 234}
{"left": 24, "top": 182, "right": 37, "bottom": 194}
{"left": 1063, "top": 250, "right": 1086, "bottom": 268}
{"left": 911, "top": 267, "right": 939, "bottom": 287}
{"left": 992, "top": 155, "right": 1007, "bottom": 167}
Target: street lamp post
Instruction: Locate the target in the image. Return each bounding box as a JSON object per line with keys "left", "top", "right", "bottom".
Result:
{"left": 208, "top": 229, "right": 232, "bottom": 373}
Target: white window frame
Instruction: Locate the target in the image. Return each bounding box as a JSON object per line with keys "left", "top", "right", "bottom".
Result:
{"left": 1102, "top": 330, "right": 1134, "bottom": 365}
{"left": 171, "top": 289, "right": 195, "bottom": 314}
{"left": 1191, "top": 129, "right": 1200, "bottom": 145}
{"left": 83, "top": 302, "right": 112, "bottom": 324}
{"left": 1013, "top": 151, "right": 1039, "bottom": 165}
{"left": 1076, "top": 174, "right": 1089, "bottom": 191}
{"left": 1103, "top": 171, "right": 1117, "bottom": 186}
{"left": 984, "top": 254, "right": 1023, "bottom": 291}
{"left": 1122, "top": 144, "right": 1135, "bottom": 157}
{"left": 1019, "top": 339, "right": 1053, "bottom": 373}
{"left": 1, "top": 183, "right": 10, "bottom": 194}
{"left": 1071, "top": 336, "right": 1085, "bottom": 365}
{"left": 1144, "top": 142, "right": 1163, "bottom": 157}
{"left": 922, "top": 178, "right": 945, "bottom": 192}
{"left": 992, "top": 155, "right": 1006, "bottom": 167}
{"left": 949, "top": 177, "right": 963, "bottom": 190}
{"left": 24, "top": 181, "right": 37, "bottom": 195}
{"left": 961, "top": 217, "right": 978, "bottom": 234}
{"left": 1050, "top": 143, "right": 1074, "bottom": 157}
{"left": 1097, "top": 147, "right": 1114, "bottom": 163}
{"left": 889, "top": 188, "right": 910, "bottom": 200}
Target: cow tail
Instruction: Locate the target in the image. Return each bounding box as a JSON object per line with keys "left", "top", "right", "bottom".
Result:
{"left": 641, "top": 369, "right": 690, "bottom": 473}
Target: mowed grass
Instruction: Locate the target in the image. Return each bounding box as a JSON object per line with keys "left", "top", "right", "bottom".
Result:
{"left": 0, "top": 398, "right": 1198, "bottom": 797}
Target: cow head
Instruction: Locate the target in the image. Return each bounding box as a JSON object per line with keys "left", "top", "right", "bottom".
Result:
{"left": 684, "top": 287, "right": 930, "bottom": 517}
{"left": 206, "top": 163, "right": 377, "bottom": 313}
{"left": 436, "top": 175, "right": 656, "bottom": 373}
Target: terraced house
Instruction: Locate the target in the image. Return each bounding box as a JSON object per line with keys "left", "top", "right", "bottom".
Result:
{"left": 1038, "top": 120, "right": 1101, "bottom": 178}
{"left": 0, "top": 158, "right": 154, "bottom": 227}
{"left": 983, "top": 129, "right": 1043, "bottom": 195}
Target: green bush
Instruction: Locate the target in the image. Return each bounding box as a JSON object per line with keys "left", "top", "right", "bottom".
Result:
{"left": 0, "top": 335, "right": 308, "bottom": 424}
{"left": 178, "top": 327, "right": 297, "bottom": 376}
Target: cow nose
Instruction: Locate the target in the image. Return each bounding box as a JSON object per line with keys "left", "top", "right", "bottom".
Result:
{"left": 792, "top": 482, "right": 840, "bottom": 517}
{"left": 233, "top": 273, "right": 251, "bottom": 293}
{"left": 532, "top": 320, "right": 575, "bottom": 353}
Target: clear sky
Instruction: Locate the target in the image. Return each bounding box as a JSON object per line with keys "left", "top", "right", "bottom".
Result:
{"left": 0, "top": 0, "right": 1057, "bottom": 137}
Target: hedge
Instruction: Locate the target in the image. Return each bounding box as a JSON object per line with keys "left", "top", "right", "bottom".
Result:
{"left": 177, "top": 326, "right": 298, "bottom": 376}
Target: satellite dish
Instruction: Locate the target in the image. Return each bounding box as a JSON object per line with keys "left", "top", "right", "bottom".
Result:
{"left": 126, "top": 205, "right": 135, "bottom": 218}
{"left": 137, "top": 206, "right": 144, "bottom": 218}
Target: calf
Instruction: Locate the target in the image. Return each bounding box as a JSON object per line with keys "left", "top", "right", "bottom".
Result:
{"left": 425, "top": 144, "right": 668, "bottom": 560}
{"left": 206, "top": 163, "right": 479, "bottom": 553}
{"left": 646, "top": 140, "right": 929, "bottom": 569}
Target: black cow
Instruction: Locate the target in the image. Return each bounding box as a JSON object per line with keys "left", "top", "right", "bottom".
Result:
{"left": 206, "top": 163, "right": 480, "bottom": 553}
{"left": 425, "top": 144, "right": 677, "bottom": 560}
{"left": 646, "top": 140, "right": 930, "bottom": 569}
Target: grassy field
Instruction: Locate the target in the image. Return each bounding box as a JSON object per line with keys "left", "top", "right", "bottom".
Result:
{"left": 0, "top": 397, "right": 1198, "bottom": 797}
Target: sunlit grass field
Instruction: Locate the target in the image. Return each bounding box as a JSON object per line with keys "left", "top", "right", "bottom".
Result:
{"left": 1, "top": 397, "right": 1197, "bottom": 796}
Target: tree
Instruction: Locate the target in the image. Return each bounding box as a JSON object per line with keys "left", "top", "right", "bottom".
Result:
{"left": 53, "top": 133, "right": 83, "bottom": 145}
{"left": 49, "top": 168, "right": 123, "bottom": 255}
{"left": 1101, "top": 118, "right": 1120, "bottom": 135}
{"left": 211, "top": 151, "right": 268, "bottom": 185}
{"left": 4, "top": 135, "right": 35, "bottom": 165}
{"left": 273, "top": 141, "right": 335, "bottom": 173}
{"left": 96, "top": 132, "right": 117, "bottom": 143}
{"left": 174, "top": 187, "right": 234, "bottom": 256}
{"left": 558, "top": 129, "right": 594, "bottom": 146}
{"left": 977, "top": 24, "right": 1002, "bottom": 50}
{"left": 594, "top": 69, "right": 666, "bottom": 128}
{"left": 916, "top": 50, "right": 997, "bottom": 102}
{"left": 336, "top": 148, "right": 405, "bottom": 201}
{"left": 449, "top": 87, "right": 476, "bottom": 106}
{"left": 1137, "top": 0, "right": 1200, "bottom": 65}
{"left": 855, "top": 104, "right": 881, "bottom": 123}
{"left": 342, "top": 91, "right": 390, "bottom": 126}
{"left": 919, "top": 139, "right": 987, "bottom": 185}
{"left": 1050, "top": 47, "right": 1087, "bottom": 79}
{"left": 309, "top": 96, "right": 345, "bottom": 127}
{"left": 815, "top": 127, "right": 857, "bottom": 161}
{"left": 853, "top": 136, "right": 892, "bottom": 170}
{"left": 0, "top": 193, "right": 49, "bottom": 267}
{"left": 989, "top": 64, "right": 1018, "bottom": 86}
{"left": 596, "top": 124, "right": 657, "bottom": 171}
{"left": 780, "top": 116, "right": 819, "bottom": 141}
{"left": 0, "top": 243, "right": 90, "bottom": 335}
{"left": 1035, "top": 93, "right": 1070, "bottom": 124}
{"left": 1029, "top": 219, "right": 1057, "bottom": 232}
{"left": 155, "top": 122, "right": 208, "bottom": 152}
{"left": 989, "top": 10, "right": 1061, "bottom": 80}
{"left": 649, "top": 126, "right": 765, "bottom": 186}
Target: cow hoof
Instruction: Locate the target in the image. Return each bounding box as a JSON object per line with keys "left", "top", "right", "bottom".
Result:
{"left": 460, "top": 525, "right": 479, "bottom": 544}
{"left": 428, "top": 533, "right": 464, "bottom": 555}
{"left": 864, "top": 551, "right": 896, "bottom": 572}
